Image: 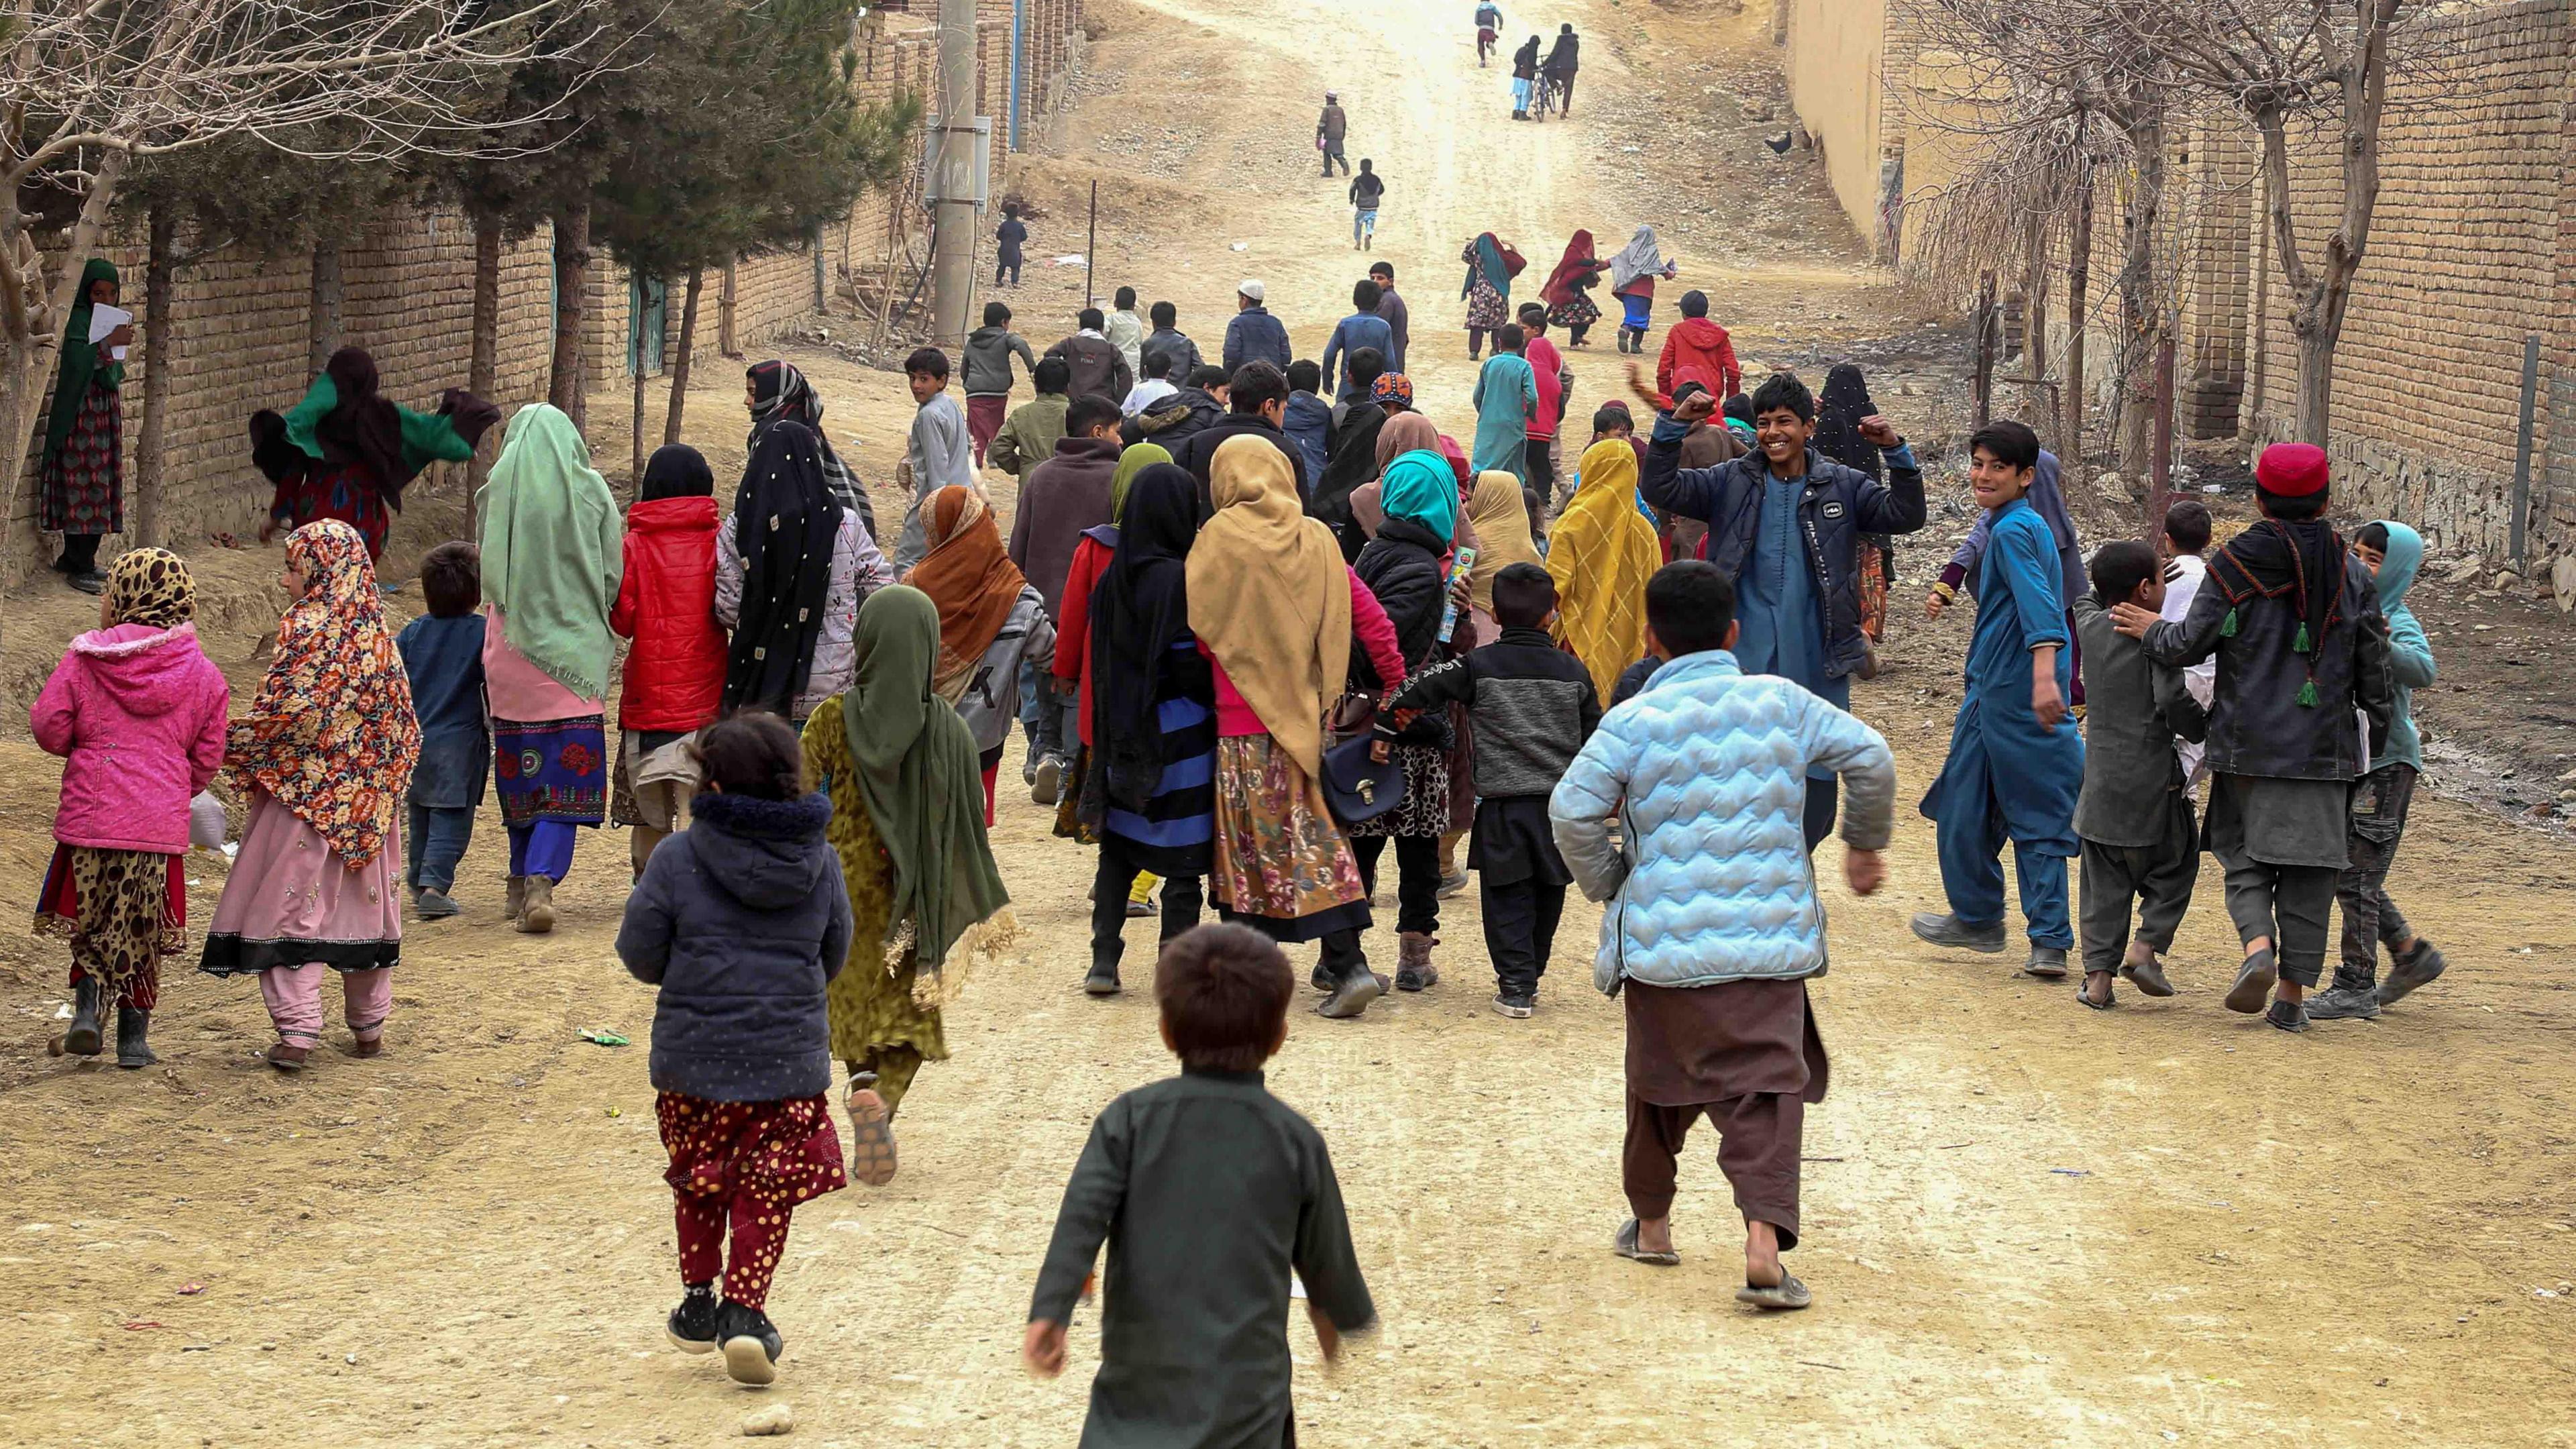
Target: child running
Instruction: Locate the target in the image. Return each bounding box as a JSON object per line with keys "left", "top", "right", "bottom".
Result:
{"left": 1026, "top": 922, "right": 1377, "bottom": 1444}
{"left": 34, "top": 547, "right": 229, "bottom": 1067}
{"left": 2069, "top": 540, "right": 2206, "bottom": 1009}
{"left": 617, "top": 712, "right": 852, "bottom": 1387}
{"left": 1379, "top": 562, "right": 1599, "bottom": 1016}
{"left": 395, "top": 541, "right": 489, "bottom": 916}
{"left": 1552, "top": 561, "right": 1893, "bottom": 1309}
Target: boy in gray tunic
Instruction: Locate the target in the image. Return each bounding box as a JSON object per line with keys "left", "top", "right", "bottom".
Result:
{"left": 1027, "top": 924, "right": 1375, "bottom": 1447}
{"left": 2071, "top": 541, "right": 2206, "bottom": 1010}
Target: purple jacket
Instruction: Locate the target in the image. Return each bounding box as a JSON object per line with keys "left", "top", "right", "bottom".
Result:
{"left": 33, "top": 621, "right": 230, "bottom": 853}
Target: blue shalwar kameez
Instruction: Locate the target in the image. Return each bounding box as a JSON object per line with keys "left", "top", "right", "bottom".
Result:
{"left": 1733, "top": 472, "right": 1845, "bottom": 849}
{"left": 1919, "top": 497, "right": 2082, "bottom": 946}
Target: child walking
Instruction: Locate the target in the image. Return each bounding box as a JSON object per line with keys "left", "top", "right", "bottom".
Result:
{"left": 201, "top": 521, "right": 420, "bottom": 1070}
{"left": 1025, "top": 923, "right": 1377, "bottom": 1443}
{"left": 618, "top": 713, "right": 851, "bottom": 1387}
{"left": 1378, "top": 562, "right": 1599, "bottom": 1017}
{"left": 34, "top": 547, "right": 229, "bottom": 1067}
{"left": 2116, "top": 443, "right": 2392, "bottom": 1032}
{"left": 612, "top": 445, "right": 729, "bottom": 877}
{"left": 395, "top": 541, "right": 488, "bottom": 918}
{"left": 1552, "top": 561, "right": 1893, "bottom": 1309}
{"left": 2309, "top": 520, "right": 2447, "bottom": 1020}
{"left": 2070, "top": 541, "right": 2206, "bottom": 1010}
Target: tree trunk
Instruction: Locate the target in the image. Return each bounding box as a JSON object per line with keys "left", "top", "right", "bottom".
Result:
{"left": 2293, "top": 328, "right": 2336, "bottom": 446}
{"left": 466, "top": 209, "right": 502, "bottom": 535}
{"left": 631, "top": 363, "right": 647, "bottom": 482}
{"left": 665, "top": 264, "right": 703, "bottom": 445}
{"left": 2062, "top": 154, "right": 2094, "bottom": 470}
{"left": 307, "top": 241, "right": 345, "bottom": 376}
{"left": 135, "top": 205, "right": 178, "bottom": 550}
{"left": 549, "top": 199, "right": 591, "bottom": 433}
{"left": 719, "top": 258, "right": 740, "bottom": 358}
{"left": 2114, "top": 114, "right": 2166, "bottom": 482}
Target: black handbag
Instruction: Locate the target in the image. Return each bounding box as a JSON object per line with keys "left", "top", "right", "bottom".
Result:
{"left": 1319, "top": 733, "right": 1406, "bottom": 828}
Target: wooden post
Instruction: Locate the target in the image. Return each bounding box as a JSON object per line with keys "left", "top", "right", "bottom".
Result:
{"left": 1971, "top": 270, "right": 1998, "bottom": 430}
{"left": 1084, "top": 178, "right": 1098, "bottom": 311}
{"left": 2145, "top": 329, "right": 2176, "bottom": 541}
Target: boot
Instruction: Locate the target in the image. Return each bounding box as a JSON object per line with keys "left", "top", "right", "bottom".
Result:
{"left": 1395, "top": 931, "right": 1440, "bottom": 991}
{"left": 64, "top": 977, "right": 103, "bottom": 1057}
{"left": 504, "top": 874, "right": 527, "bottom": 924}
{"left": 1316, "top": 964, "right": 1383, "bottom": 1019}
{"left": 115, "top": 1007, "right": 157, "bottom": 1069}
{"left": 516, "top": 875, "right": 557, "bottom": 934}
{"left": 630, "top": 823, "right": 669, "bottom": 883}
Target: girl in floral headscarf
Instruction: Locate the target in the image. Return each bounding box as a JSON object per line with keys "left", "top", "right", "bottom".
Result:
{"left": 201, "top": 521, "right": 422, "bottom": 1071}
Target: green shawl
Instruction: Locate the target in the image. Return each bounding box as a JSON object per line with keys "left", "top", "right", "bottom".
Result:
{"left": 43, "top": 258, "right": 123, "bottom": 465}
{"left": 843, "top": 586, "right": 1010, "bottom": 1003}
{"left": 274, "top": 373, "right": 480, "bottom": 477}
{"left": 1111, "top": 441, "right": 1170, "bottom": 523}
{"left": 474, "top": 403, "right": 624, "bottom": 699}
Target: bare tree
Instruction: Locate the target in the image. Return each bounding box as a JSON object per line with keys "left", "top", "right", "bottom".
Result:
{"left": 0, "top": 0, "right": 605, "bottom": 614}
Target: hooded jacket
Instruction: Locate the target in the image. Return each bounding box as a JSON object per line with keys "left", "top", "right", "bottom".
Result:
{"left": 1282, "top": 390, "right": 1334, "bottom": 484}
{"left": 988, "top": 392, "right": 1071, "bottom": 480}
{"left": 1120, "top": 385, "right": 1224, "bottom": 450}
{"left": 961, "top": 325, "right": 1039, "bottom": 398}
{"left": 2368, "top": 521, "right": 2434, "bottom": 772}
{"left": 1656, "top": 317, "right": 1742, "bottom": 400}
{"left": 33, "top": 621, "right": 231, "bottom": 853}
{"left": 611, "top": 494, "right": 729, "bottom": 732}
{"left": 1044, "top": 332, "right": 1133, "bottom": 405}
{"left": 617, "top": 790, "right": 853, "bottom": 1103}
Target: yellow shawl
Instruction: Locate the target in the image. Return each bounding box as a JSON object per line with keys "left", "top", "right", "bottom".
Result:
{"left": 1464, "top": 469, "right": 1544, "bottom": 614}
{"left": 1186, "top": 436, "right": 1352, "bottom": 781}
{"left": 1548, "top": 439, "right": 1661, "bottom": 700}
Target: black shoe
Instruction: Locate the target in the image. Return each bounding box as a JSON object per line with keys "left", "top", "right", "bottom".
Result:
{"left": 64, "top": 977, "right": 103, "bottom": 1057}
{"left": 1311, "top": 960, "right": 1336, "bottom": 993}
{"left": 2118, "top": 954, "right": 2175, "bottom": 997}
{"left": 1083, "top": 961, "right": 1122, "bottom": 997}
{"left": 114, "top": 1007, "right": 156, "bottom": 1068}
{"left": 2304, "top": 985, "right": 2381, "bottom": 1022}
{"left": 2265, "top": 998, "right": 2309, "bottom": 1034}
{"left": 1316, "top": 969, "right": 1383, "bottom": 1020}
{"left": 67, "top": 570, "right": 107, "bottom": 595}
{"left": 666, "top": 1285, "right": 719, "bottom": 1353}
{"left": 2019, "top": 945, "right": 2070, "bottom": 979}
{"left": 1909, "top": 912, "right": 2007, "bottom": 954}
{"left": 716, "top": 1300, "right": 782, "bottom": 1385}
{"left": 1492, "top": 991, "right": 1534, "bottom": 1019}
{"left": 2224, "top": 947, "right": 2277, "bottom": 1014}
{"left": 2377, "top": 940, "right": 2447, "bottom": 1006}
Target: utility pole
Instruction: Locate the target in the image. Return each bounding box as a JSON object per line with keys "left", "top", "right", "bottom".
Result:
{"left": 928, "top": 0, "right": 979, "bottom": 350}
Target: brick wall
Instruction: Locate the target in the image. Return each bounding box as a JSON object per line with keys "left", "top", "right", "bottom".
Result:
{"left": 4, "top": 0, "right": 1088, "bottom": 584}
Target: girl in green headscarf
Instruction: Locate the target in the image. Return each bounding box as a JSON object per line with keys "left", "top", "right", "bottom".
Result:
{"left": 40, "top": 259, "right": 131, "bottom": 593}
{"left": 802, "top": 586, "right": 1012, "bottom": 1183}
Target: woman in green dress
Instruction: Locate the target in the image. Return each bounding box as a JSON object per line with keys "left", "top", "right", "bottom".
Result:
{"left": 802, "top": 586, "right": 1012, "bottom": 1185}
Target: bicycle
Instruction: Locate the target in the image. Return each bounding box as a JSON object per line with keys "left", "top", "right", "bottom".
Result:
{"left": 1532, "top": 71, "right": 1566, "bottom": 120}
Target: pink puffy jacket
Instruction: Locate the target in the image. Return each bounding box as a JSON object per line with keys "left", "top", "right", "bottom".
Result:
{"left": 32, "top": 621, "right": 231, "bottom": 853}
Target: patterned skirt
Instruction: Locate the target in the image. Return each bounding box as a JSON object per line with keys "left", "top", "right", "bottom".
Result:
{"left": 1211, "top": 734, "right": 1371, "bottom": 943}
{"left": 656, "top": 1092, "right": 847, "bottom": 1208}
{"left": 494, "top": 714, "right": 610, "bottom": 826}
{"left": 39, "top": 380, "right": 122, "bottom": 535}
{"left": 276, "top": 463, "right": 390, "bottom": 561}
{"left": 35, "top": 843, "right": 182, "bottom": 1010}
{"left": 1348, "top": 741, "right": 1452, "bottom": 839}
{"left": 1547, "top": 292, "right": 1601, "bottom": 331}
{"left": 1464, "top": 278, "right": 1510, "bottom": 331}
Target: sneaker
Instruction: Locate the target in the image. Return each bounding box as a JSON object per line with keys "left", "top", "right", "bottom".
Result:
{"left": 1125, "top": 894, "right": 1155, "bottom": 918}
{"left": 2304, "top": 985, "right": 2382, "bottom": 1022}
{"left": 1492, "top": 992, "right": 1534, "bottom": 1019}
{"left": 1909, "top": 912, "right": 2008, "bottom": 953}
{"left": 2265, "top": 998, "right": 2310, "bottom": 1034}
{"left": 1436, "top": 869, "right": 1470, "bottom": 900}
{"left": 2377, "top": 940, "right": 2448, "bottom": 1006}
{"left": 1083, "top": 961, "right": 1122, "bottom": 997}
{"left": 666, "top": 1286, "right": 719, "bottom": 1353}
{"left": 414, "top": 888, "right": 461, "bottom": 919}
{"left": 716, "top": 1300, "right": 783, "bottom": 1386}
{"left": 1032, "top": 753, "right": 1066, "bottom": 806}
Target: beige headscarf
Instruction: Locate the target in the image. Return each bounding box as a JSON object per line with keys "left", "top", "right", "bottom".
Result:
{"left": 1464, "top": 470, "right": 1543, "bottom": 614}
{"left": 1354, "top": 412, "right": 1447, "bottom": 540}
{"left": 1187, "top": 435, "right": 1352, "bottom": 782}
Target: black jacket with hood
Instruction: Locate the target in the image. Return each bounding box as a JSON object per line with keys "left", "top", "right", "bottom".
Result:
{"left": 616, "top": 790, "right": 853, "bottom": 1102}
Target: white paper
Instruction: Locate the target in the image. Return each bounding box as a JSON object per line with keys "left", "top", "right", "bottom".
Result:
{"left": 89, "top": 303, "right": 131, "bottom": 358}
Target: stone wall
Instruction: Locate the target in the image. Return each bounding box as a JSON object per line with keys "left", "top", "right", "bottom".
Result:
{"left": 5, "top": 0, "right": 1087, "bottom": 584}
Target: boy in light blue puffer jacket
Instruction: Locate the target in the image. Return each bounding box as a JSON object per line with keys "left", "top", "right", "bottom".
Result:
{"left": 1550, "top": 561, "right": 1895, "bottom": 1311}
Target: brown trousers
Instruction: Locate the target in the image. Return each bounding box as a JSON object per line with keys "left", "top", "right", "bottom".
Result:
{"left": 1622, "top": 1089, "right": 1805, "bottom": 1248}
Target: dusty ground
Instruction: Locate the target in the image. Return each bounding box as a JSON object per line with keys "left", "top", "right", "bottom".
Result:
{"left": 5, "top": 0, "right": 2576, "bottom": 1444}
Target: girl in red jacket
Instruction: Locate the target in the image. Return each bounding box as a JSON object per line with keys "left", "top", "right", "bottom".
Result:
{"left": 612, "top": 445, "right": 731, "bottom": 877}
{"left": 34, "top": 548, "right": 230, "bottom": 1067}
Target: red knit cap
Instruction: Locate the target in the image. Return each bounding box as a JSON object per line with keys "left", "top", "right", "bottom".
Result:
{"left": 2255, "top": 443, "right": 2330, "bottom": 498}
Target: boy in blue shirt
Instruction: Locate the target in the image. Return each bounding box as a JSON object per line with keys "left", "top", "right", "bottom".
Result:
{"left": 1552, "top": 561, "right": 1893, "bottom": 1311}
{"left": 394, "top": 541, "right": 488, "bottom": 918}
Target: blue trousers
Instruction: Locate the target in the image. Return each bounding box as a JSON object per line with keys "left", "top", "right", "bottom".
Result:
{"left": 406, "top": 802, "right": 476, "bottom": 894}
{"left": 1016, "top": 656, "right": 1077, "bottom": 762}
{"left": 1933, "top": 778, "right": 2074, "bottom": 948}
{"left": 506, "top": 819, "right": 579, "bottom": 882}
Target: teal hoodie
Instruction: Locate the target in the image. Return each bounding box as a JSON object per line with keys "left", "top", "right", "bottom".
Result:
{"left": 2368, "top": 520, "right": 2435, "bottom": 771}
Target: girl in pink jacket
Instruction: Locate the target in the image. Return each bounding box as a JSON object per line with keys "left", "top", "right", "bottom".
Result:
{"left": 32, "top": 548, "right": 230, "bottom": 1067}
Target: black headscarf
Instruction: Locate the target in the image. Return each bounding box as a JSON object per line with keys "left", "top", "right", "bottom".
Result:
{"left": 1813, "top": 363, "right": 1880, "bottom": 482}
{"left": 1316, "top": 401, "right": 1386, "bottom": 535}
{"left": 747, "top": 359, "right": 872, "bottom": 536}
{"left": 722, "top": 419, "right": 843, "bottom": 714}
{"left": 2212, "top": 516, "right": 2349, "bottom": 685}
{"left": 1093, "top": 464, "right": 1208, "bottom": 810}
{"left": 304, "top": 348, "right": 413, "bottom": 507}
{"left": 640, "top": 443, "right": 714, "bottom": 501}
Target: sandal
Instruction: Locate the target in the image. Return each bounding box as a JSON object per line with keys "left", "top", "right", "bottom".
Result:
{"left": 846, "top": 1081, "right": 898, "bottom": 1187}
{"left": 265, "top": 1042, "right": 310, "bottom": 1073}
{"left": 1735, "top": 1274, "right": 1813, "bottom": 1311}
{"left": 2078, "top": 975, "right": 2117, "bottom": 1011}
{"left": 1613, "top": 1218, "right": 1679, "bottom": 1267}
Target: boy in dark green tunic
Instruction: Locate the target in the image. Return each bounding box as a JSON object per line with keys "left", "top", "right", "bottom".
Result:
{"left": 1027, "top": 924, "right": 1375, "bottom": 1448}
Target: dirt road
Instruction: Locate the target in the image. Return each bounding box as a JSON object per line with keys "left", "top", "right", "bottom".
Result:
{"left": 5, "top": 2, "right": 2574, "bottom": 1444}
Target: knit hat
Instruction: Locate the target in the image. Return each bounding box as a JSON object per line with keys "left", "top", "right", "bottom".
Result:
{"left": 1238, "top": 280, "right": 1266, "bottom": 303}
{"left": 2255, "top": 443, "right": 2330, "bottom": 498}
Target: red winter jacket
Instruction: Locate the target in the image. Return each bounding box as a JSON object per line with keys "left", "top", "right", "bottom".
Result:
{"left": 611, "top": 495, "right": 728, "bottom": 733}
{"left": 1657, "top": 316, "right": 1743, "bottom": 402}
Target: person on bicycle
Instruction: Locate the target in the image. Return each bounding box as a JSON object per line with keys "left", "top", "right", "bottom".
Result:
{"left": 1544, "top": 23, "right": 1581, "bottom": 118}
